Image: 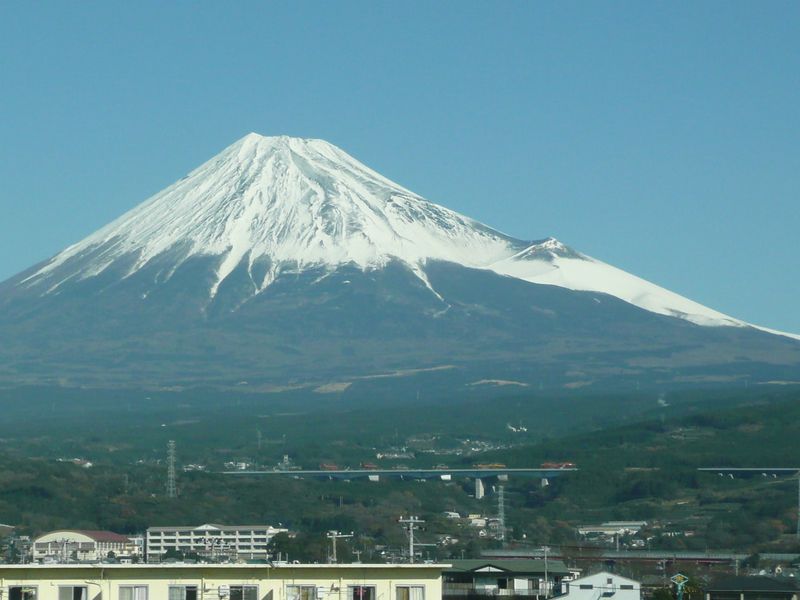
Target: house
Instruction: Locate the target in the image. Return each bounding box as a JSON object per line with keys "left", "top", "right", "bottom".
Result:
{"left": 704, "top": 576, "right": 799, "bottom": 600}
{"left": 444, "top": 559, "right": 571, "bottom": 598}
{"left": 0, "top": 562, "right": 445, "bottom": 600}
{"left": 557, "top": 572, "right": 640, "bottom": 600}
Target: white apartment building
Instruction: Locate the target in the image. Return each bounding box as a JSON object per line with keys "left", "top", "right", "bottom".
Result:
{"left": 146, "top": 524, "right": 288, "bottom": 562}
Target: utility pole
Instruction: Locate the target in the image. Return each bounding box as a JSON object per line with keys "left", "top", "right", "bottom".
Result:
{"left": 326, "top": 531, "right": 353, "bottom": 563}
{"left": 796, "top": 473, "right": 800, "bottom": 539}
{"left": 166, "top": 440, "right": 177, "bottom": 498}
{"left": 399, "top": 516, "right": 425, "bottom": 563}
{"left": 542, "top": 546, "right": 551, "bottom": 598}
{"left": 497, "top": 485, "right": 506, "bottom": 543}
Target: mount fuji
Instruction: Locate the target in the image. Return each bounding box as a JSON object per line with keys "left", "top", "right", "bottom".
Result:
{"left": 1, "top": 133, "right": 798, "bottom": 391}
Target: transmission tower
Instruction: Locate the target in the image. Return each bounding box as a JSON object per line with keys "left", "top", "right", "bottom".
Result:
{"left": 497, "top": 485, "right": 506, "bottom": 543}
{"left": 166, "top": 440, "right": 177, "bottom": 498}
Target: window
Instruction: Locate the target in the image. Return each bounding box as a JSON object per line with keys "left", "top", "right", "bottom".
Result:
{"left": 169, "top": 586, "right": 198, "bottom": 600}
{"left": 579, "top": 585, "right": 594, "bottom": 590}
{"left": 230, "top": 586, "right": 258, "bottom": 600}
{"left": 119, "top": 586, "right": 148, "bottom": 600}
{"left": 621, "top": 586, "right": 634, "bottom": 590}
{"left": 287, "top": 585, "right": 318, "bottom": 600}
{"left": 58, "top": 587, "right": 88, "bottom": 600}
{"left": 9, "top": 587, "right": 37, "bottom": 600}
{"left": 397, "top": 586, "right": 425, "bottom": 600}
{"left": 350, "top": 586, "right": 376, "bottom": 600}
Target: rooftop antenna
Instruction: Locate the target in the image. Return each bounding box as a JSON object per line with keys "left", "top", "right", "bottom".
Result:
{"left": 326, "top": 531, "right": 353, "bottom": 563}
{"left": 166, "top": 440, "right": 177, "bottom": 498}
{"left": 399, "top": 516, "right": 425, "bottom": 563}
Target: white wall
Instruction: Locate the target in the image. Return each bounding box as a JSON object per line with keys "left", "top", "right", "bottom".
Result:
{"left": 559, "top": 572, "right": 640, "bottom": 600}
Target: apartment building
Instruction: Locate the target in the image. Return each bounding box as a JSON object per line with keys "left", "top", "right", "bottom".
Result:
{"left": 0, "top": 562, "right": 445, "bottom": 600}
{"left": 146, "top": 524, "right": 288, "bottom": 562}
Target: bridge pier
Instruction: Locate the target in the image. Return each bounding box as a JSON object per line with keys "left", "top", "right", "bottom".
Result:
{"left": 475, "top": 478, "right": 485, "bottom": 499}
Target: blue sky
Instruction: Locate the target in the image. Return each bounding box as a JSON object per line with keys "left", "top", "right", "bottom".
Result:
{"left": 1, "top": 2, "right": 798, "bottom": 332}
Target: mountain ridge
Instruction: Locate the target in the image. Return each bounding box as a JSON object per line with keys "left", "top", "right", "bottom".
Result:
{"left": 1, "top": 133, "right": 799, "bottom": 390}
{"left": 12, "top": 133, "right": 795, "bottom": 339}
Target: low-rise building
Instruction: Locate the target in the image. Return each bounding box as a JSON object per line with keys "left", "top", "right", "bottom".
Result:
{"left": 704, "top": 576, "right": 799, "bottom": 600}
{"left": 558, "top": 572, "right": 640, "bottom": 600}
{"left": 146, "top": 524, "right": 288, "bottom": 562}
{"left": 444, "top": 559, "right": 571, "bottom": 598}
{"left": 0, "top": 562, "right": 445, "bottom": 600}
{"left": 576, "top": 522, "right": 647, "bottom": 538}
{"left": 32, "top": 530, "right": 140, "bottom": 563}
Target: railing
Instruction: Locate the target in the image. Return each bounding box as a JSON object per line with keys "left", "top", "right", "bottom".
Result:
{"left": 444, "top": 589, "right": 545, "bottom": 597}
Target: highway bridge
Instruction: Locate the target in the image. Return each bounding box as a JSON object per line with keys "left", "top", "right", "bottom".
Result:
{"left": 222, "top": 467, "right": 577, "bottom": 498}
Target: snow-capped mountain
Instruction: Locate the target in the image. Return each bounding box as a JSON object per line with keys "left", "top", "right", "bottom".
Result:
{"left": 2, "top": 133, "right": 798, "bottom": 389}
{"left": 16, "top": 133, "right": 781, "bottom": 333}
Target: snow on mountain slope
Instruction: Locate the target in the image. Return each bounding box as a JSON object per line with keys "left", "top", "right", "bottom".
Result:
{"left": 22, "top": 133, "right": 519, "bottom": 298}
{"left": 17, "top": 133, "right": 798, "bottom": 340}
{"left": 489, "top": 241, "right": 742, "bottom": 327}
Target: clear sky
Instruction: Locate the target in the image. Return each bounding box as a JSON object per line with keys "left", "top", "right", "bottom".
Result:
{"left": 1, "top": 2, "right": 798, "bottom": 332}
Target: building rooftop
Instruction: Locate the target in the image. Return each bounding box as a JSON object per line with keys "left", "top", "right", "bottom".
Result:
{"left": 147, "top": 524, "right": 284, "bottom": 531}
{"left": 0, "top": 563, "right": 450, "bottom": 570}
{"left": 37, "top": 530, "right": 132, "bottom": 543}
{"left": 706, "top": 576, "right": 800, "bottom": 592}
{"left": 446, "top": 559, "right": 571, "bottom": 575}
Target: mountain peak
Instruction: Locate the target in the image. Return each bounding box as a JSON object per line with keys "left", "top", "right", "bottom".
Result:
{"left": 234, "top": 132, "right": 331, "bottom": 151}
{"left": 21, "top": 134, "right": 521, "bottom": 298}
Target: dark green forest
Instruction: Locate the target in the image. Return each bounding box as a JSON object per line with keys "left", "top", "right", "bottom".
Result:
{"left": 1, "top": 384, "right": 799, "bottom": 561}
